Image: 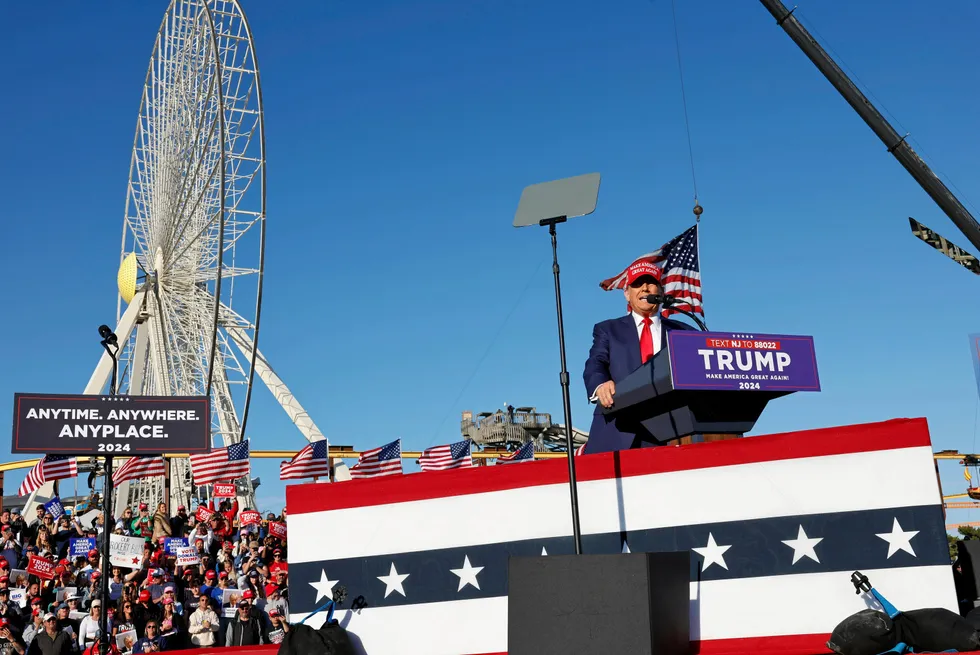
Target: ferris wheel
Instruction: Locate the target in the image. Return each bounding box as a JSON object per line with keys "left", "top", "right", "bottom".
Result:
{"left": 70, "top": 0, "right": 325, "bottom": 510}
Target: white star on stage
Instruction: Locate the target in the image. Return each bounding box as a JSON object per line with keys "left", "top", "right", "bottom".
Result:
{"left": 782, "top": 525, "right": 823, "bottom": 564}
{"left": 450, "top": 555, "right": 484, "bottom": 591}
{"left": 308, "top": 569, "right": 339, "bottom": 603}
{"left": 378, "top": 562, "right": 410, "bottom": 598}
{"left": 876, "top": 518, "right": 918, "bottom": 558}
{"left": 693, "top": 533, "right": 731, "bottom": 571}
{"left": 541, "top": 546, "right": 548, "bottom": 556}
{"left": 622, "top": 541, "right": 631, "bottom": 554}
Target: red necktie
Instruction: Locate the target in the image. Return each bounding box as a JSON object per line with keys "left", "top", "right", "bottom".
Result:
{"left": 639, "top": 317, "right": 654, "bottom": 363}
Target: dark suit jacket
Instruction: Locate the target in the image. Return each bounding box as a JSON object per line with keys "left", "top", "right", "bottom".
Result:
{"left": 582, "top": 314, "right": 696, "bottom": 454}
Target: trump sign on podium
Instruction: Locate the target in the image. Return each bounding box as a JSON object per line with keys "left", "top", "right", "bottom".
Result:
{"left": 286, "top": 418, "right": 953, "bottom": 655}
{"left": 10, "top": 393, "right": 210, "bottom": 455}
{"left": 667, "top": 331, "right": 820, "bottom": 392}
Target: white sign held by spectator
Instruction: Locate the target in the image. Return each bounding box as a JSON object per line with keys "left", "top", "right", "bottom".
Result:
{"left": 176, "top": 546, "right": 200, "bottom": 566}
{"left": 109, "top": 534, "right": 146, "bottom": 569}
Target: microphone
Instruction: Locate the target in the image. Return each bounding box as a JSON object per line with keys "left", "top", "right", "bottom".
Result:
{"left": 641, "top": 294, "right": 675, "bottom": 307}
{"left": 640, "top": 294, "right": 708, "bottom": 331}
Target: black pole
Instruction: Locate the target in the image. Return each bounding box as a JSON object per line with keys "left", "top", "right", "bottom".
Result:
{"left": 759, "top": 0, "right": 980, "bottom": 255}
{"left": 541, "top": 216, "right": 583, "bottom": 555}
{"left": 98, "top": 330, "right": 118, "bottom": 655}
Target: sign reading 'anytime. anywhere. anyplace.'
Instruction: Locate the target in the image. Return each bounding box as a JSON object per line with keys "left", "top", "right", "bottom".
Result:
{"left": 11, "top": 393, "right": 211, "bottom": 455}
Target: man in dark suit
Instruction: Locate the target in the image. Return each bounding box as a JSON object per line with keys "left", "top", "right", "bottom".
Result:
{"left": 582, "top": 261, "right": 695, "bottom": 454}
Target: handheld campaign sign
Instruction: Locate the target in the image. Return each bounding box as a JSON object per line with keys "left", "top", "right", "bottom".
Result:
{"left": 44, "top": 496, "right": 65, "bottom": 520}
{"left": 164, "top": 538, "right": 189, "bottom": 555}
{"left": 666, "top": 331, "right": 820, "bottom": 392}
{"left": 11, "top": 393, "right": 210, "bottom": 455}
{"left": 69, "top": 538, "right": 97, "bottom": 558}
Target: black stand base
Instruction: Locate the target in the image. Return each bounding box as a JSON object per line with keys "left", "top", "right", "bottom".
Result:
{"left": 508, "top": 552, "right": 691, "bottom": 655}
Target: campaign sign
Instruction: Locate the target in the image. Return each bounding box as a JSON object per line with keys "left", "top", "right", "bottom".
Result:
{"left": 240, "top": 510, "right": 261, "bottom": 526}
{"left": 667, "top": 331, "right": 820, "bottom": 392}
{"left": 11, "top": 393, "right": 211, "bottom": 455}
{"left": 213, "top": 483, "right": 236, "bottom": 497}
{"left": 176, "top": 546, "right": 200, "bottom": 566}
{"left": 269, "top": 521, "right": 287, "bottom": 540}
{"left": 44, "top": 496, "right": 65, "bottom": 520}
{"left": 27, "top": 555, "right": 55, "bottom": 580}
{"left": 69, "top": 538, "right": 96, "bottom": 558}
{"left": 195, "top": 506, "right": 214, "bottom": 523}
{"left": 164, "top": 537, "right": 189, "bottom": 555}
{"left": 109, "top": 534, "right": 146, "bottom": 569}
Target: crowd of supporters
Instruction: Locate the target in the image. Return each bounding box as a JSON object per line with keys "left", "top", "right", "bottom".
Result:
{"left": 0, "top": 497, "right": 290, "bottom": 654}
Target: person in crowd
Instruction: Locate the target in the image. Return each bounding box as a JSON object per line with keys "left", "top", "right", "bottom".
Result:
{"left": 225, "top": 599, "right": 268, "bottom": 646}
{"left": 22, "top": 610, "right": 45, "bottom": 650}
{"left": 131, "top": 504, "right": 153, "bottom": 541}
{"left": 133, "top": 619, "right": 166, "bottom": 653}
{"left": 112, "top": 599, "right": 138, "bottom": 638}
{"left": 151, "top": 504, "right": 171, "bottom": 542}
{"left": 26, "top": 613, "right": 72, "bottom": 655}
{"left": 77, "top": 599, "right": 105, "bottom": 651}
{"left": 267, "top": 608, "right": 289, "bottom": 645}
{"left": 269, "top": 547, "right": 288, "bottom": 576}
{"left": 169, "top": 505, "right": 189, "bottom": 538}
{"left": 188, "top": 594, "right": 221, "bottom": 647}
{"left": 264, "top": 583, "right": 288, "bottom": 618}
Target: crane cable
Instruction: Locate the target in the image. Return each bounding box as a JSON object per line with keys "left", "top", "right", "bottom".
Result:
{"left": 668, "top": 0, "right": 703, "bottom": 221}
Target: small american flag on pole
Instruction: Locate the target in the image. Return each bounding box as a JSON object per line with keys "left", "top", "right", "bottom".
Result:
{"left": 113, "top": 456, "right": 166, "bottom": 485}
{"left": 280, "top": 440, "right": 331, "bottom": 480}
{"left": 350, "top": 439, "right": 402, "bottom": 479}
{"left": 189, "top": 440, "right": 250, "bottom": 485}
{"left": 600, "top": 224, "right": 703, "bottom": 317}
{"left": 497, "top": 441, "right": 535, "bottom": 464}
{"left": 419, "top": 440, "right": 473, "bottom": 471}
{"left": 18, "top": 455, "right": 77, "bottom": 496}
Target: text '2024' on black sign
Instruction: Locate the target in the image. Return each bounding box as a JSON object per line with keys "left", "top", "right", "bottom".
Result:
{"left": 11, "top": 394, "right": 211, "bottom": 455}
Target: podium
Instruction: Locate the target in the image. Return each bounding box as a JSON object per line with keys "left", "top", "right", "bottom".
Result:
{"left": 601, "top": 331, "right": 820, "bottom": 444}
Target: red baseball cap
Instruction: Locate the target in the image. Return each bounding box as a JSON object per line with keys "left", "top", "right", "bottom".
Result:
{"left": 264, "top": 583, "right": 278, "bottom": 597}
{"left": 138, "top": 590, "right": 151, "bottom": 602}
{"left": 88, "top": 549, "right": 98, "bottom": 558}
{"left": 219, "top": 571, "right": 228, "bottom": 579}
{"left": 242, "top": 589, "right": 255, "bottom": 600}
{"left": 205, "top": 570, "right": 217, "bottom": 580}
{"left": 139, "top": 503, "right": 148, "bottom": 510}
{"left": 625, "top": 260, "right": 662, "bottom": 286}
{"left": 91, "top": 571, "right": 101, "bottom": 579}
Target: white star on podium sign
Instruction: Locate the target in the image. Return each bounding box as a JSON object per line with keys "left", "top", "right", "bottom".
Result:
{"left": 876, "top": 518, "right": 918, "bottom": 558}
{"left": 378, "top": 562, "right": 410, "bottom": 598}
{"left": 309, "top": 569, "right": 339, "bottom": 603}
{"left": 693, "top": 532, "right": 731, "bottom": 571}
{"left": 450, "top": 555, "right": 484, "bottom": 591}
{"left": 781, "top": 525, "right": 823, "bottom": 564}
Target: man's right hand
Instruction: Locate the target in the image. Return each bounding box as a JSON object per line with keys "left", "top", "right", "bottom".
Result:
{"left": 595, "top": 380, "right": 616, "bottom": 408}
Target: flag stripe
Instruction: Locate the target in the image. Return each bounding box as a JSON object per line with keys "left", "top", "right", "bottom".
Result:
{"left": 18, "top": 456, "right": 77, "bottom": 496}
{"left": 288, "top": 442, "right": 937, "bottom": 564}
{"left": 113, "top": 457, "right": 166, "bottom": 484}
{"left": 350, "top": 439, "right": 402, "bottom": 479}
{"left": 189, "top": 441, "right": 250, "bottom": 485}
{"left": 280, "top": 441, "right": 331, "bottom": 480}
{"left": 287, "top": 418, "right": 928, "bottom": 516}
{"left": 289, "top": 565, "right": 954, "bottom": 654}
{"left": 420, "top": 440, "right": 473, "bottom": 472}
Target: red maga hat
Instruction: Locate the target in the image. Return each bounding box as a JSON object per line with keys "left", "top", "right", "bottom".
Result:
{"left": 625, "top": 260, "right": 662, "bottom": 285}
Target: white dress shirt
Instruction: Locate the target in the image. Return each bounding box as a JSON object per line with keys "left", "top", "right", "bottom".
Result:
{"left": 590, "top": 311, "right": 662, "bottom": 401}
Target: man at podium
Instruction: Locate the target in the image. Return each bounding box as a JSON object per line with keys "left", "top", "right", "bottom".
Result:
{"left": 582, "top": 260, "right": 695, "bottom": 454}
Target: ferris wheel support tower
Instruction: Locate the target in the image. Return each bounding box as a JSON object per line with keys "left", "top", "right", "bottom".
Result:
{"left": 19, "top": 0, "right": 326, "bottom": 518}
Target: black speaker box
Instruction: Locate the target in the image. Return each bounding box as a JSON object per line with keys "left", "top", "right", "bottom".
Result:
{"left": 957, "top": 539, "right": 980, "bottom": 601}
{"left": 508, "top": 552, "right": 690, "bottom": 655}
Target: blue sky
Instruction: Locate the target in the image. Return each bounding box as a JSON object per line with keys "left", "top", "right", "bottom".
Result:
{"left": 1, "top": 0, "right": 978, "bottom": 520}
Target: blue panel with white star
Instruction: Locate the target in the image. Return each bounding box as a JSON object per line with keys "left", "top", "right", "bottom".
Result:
{"left": 289, "top": 504, "right": 946, "bottom": 613}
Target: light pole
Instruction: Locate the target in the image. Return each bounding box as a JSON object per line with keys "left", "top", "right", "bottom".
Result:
{"left": 97, "top": 324, "right": 118, "bottom": 655}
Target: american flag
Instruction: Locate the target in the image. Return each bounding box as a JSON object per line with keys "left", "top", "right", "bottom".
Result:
{"left": 599, "top": 224, "right": 703, "bottom": 317}
{"left": 497, "top": 441, "right": 534, "bottom": 464}
{"left": 350, "top": 439, "right": 402, "bottom": 479}
{"left": 280, "top": 440, "right": 331, "bottom": 480}
{"left": 189, "top": 440, "right": 250, "bottom": 485}
{"left": 574, "top": 442, "right": 586, "bottom": 456}
{"left": 18, "top": 455, "right": 77, "bottom": 496}
{"left": 113, "top": 456, "right": 166, "bottom": 485}
{"left": 419, "top": 440, "right": 473, "bottom": 472}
